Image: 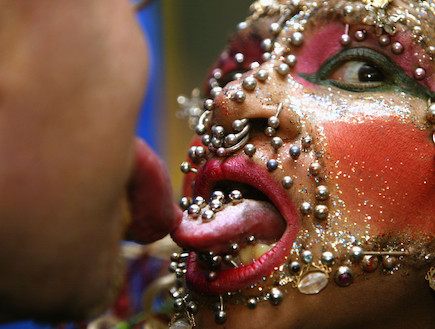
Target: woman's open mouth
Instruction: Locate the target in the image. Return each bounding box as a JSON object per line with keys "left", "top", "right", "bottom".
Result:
{"left": 171, "top": 157, "right": 300, "bottom": 295}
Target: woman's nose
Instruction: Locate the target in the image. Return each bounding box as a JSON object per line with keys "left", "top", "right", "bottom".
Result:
{"left": 211, "top": 63, "right": 304, "bottom": 142}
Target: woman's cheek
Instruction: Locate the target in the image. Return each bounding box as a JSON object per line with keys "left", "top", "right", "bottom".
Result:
{"left": 322, "top": 119, "right": 435, "bottom": 233}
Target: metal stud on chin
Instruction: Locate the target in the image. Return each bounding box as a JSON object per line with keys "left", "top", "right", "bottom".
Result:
{"left": 214, "top": 296, "right": 227, "bottom": 324}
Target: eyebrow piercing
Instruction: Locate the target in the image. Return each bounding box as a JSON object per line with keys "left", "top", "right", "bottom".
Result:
{"left": 340, "top": 24, "right": 352, "bottom": 46}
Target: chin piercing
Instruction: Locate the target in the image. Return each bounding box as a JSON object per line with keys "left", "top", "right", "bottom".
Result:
{"left": 334, "top": 266, "right": 353, "bottom": 287}
{"left": 321, "top": 251, "right": 335, "bottom": 266}
{"left": 289, "top": 145, "right": 301, "bottom": 159}
{"left": 256, "top": 68, "right": 269, "bottom": 81}
{"left": 267, "top": 159, "right": 279, "bottom": 171}
{"left": 282, "top": 176, "right": 294, "bottom": 189}
{"left": 242, "top": 76, "right": 258, "bottom": 91}
{"left": 378, "top": 34, "right": 391, "bottom": 46}
{"left": 314, "top": 205, "right": 329, "bottom": 220}
{"left": 215, "top": 296, "right": 227, "bottom": 324}
{"left": 340, "top": 24, "right": 351, "bottom": 46}
{"left": 247, "top": 297, "right": 258, "bottom": 309}
{"left": 315, "top": 185, "right": 329, "bottom": 200}
{"left": 269, "top": 287, "right": 284, "bottom": 305}
{"left": 300, "top": 201, "right": 312, "bottom": 215}
{"left": 180, "top": 161, "right": 198, "bottom": 174}
{"left": 350, "top": 246, "right": 409, "bottom": 262}
{"left": 244, "top": 143, "right": 257, "bottom": 157}
{"left": 391, "top": 41, "right": 404, "bottom": 54}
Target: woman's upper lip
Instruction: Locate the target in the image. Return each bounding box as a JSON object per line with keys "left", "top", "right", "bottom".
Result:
{"left": 171, "top": 156, "right": 301, "bottom": 294}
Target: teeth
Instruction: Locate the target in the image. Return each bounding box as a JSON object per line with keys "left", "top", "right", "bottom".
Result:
{"left": 238, "top": 243, "right": 274, "bottom": 266}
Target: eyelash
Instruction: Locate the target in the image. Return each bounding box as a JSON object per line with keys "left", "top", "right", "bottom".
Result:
{"left": 300, "top": 47, "right": 435, "bottom": 99}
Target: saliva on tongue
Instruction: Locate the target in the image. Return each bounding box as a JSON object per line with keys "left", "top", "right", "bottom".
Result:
{"left": 171, "top": 199, "right": 286, "bottom": 261}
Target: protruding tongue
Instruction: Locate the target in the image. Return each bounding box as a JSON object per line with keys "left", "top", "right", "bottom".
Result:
{"left": 126, "top": 138, "right": 182, "bottom": 243}
{"left": 171, "top": 199, "right": 286, "bottom": 254}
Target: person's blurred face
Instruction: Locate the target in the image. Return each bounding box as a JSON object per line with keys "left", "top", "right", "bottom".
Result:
{"left": 172, "top": 0, "right": 435, "bottom": 328}
{"left": 0, "top": 0, "right": 149, "bottom": 321}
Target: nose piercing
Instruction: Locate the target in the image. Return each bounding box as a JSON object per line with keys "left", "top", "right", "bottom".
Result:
{"left": 265, "top": 102, "right": 283, "bottom": 137}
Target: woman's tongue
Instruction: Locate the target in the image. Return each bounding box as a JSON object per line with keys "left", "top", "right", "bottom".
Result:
{"left": 171, "top": 199, "right": 286, "bottom": 255}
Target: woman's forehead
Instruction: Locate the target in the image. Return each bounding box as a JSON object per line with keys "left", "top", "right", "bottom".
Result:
{"left": 245, "top": 0, "right": 435, "bottom": 56}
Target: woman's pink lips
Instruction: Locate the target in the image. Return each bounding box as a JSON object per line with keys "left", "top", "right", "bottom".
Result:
{"left": 174, "top": 157, "right": 300, "bottom": 295}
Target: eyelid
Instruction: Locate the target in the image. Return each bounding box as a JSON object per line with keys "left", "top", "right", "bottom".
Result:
{"left": 300, "top": 47, "right": 435, "bottom": 99}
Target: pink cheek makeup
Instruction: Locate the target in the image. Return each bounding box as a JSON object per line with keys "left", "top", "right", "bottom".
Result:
{"left": 323, "top": 119, "right": 435, "bottom": 232}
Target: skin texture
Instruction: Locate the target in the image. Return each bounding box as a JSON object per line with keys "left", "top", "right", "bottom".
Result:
{"left": 172, "top": 0, "right": 435, "bottom": 328}
{"left": 0, "top": 0, "right": 181, "bottom": 322}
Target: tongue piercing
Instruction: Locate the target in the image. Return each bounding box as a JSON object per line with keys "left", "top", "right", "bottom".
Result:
{"left": 289, "top": 145, "right": 301, "bottom": 159}
{"left": 223, "top": 254, "right": 239, "bottom": 268}
{"left": 315, "top": 185, "right": 329, "bottom": 200}
{"left": 187, "top": 204, "right": 201, "bottom": 218}
{"left": 209, "top": 199, "right": 223, "bottom": 212}
{"left": 300, "top": 201, "right": 312, "bottom": 215}
{"left": 192, "top": 196, "right": 206, "bottom": 208}
{"left": 215, "top": 296, "right": 227, "bottom": 324}
{"left": 244, "top": 143, "right": 257, "bottom": 157}
{"left": 229, "top": 190, "right": 243, "bottom": 203}
{"left": 267, "top": 159, "right": 279, "bottom": 171}
{"left": 269, "top": 287, "right": 284, "bottom": 305}
{"left": 211, "top": 191, "right": 225, "bottom": 201}
{"left": 202, "top": 209, "right": 215, "bottom": 221}
{"left": 179, "top": 197, "right": 191, "bottom": 211}
{"left": 271, "top": 136, "right": 283, "bottom": 150}
{"left": 180, "top": 162, "right": 197, "bottom": 174}
{"left": 256, "top": 68, "right": 269, "bottom": 81}
{"left": 242, "top": 76, "right": 258, "bottom": 91}
{"left": 309, "top": 162, "right": 322, "bottom": 176}
{"left": 282, "top": 176, "right": 294, "bottom": 189}
{"left": 314, "top": 205, "right": 329, "bottom": 220}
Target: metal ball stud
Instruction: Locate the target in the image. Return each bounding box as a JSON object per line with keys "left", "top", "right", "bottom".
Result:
{"left": 289, "top": 145, "right": 301, "bottom": 159}
{"left": 179, "top": 197, "right": 191, "bottom": 210}
{"left": 285, "top": 54, "right": 297, "bottom": 67}
{"left": 256, "top": 69, "right": 269, "bottom": 81}
{"left": 204, "top": 99, "right": 215, "bottom": 111}
{"left": 300, "top": 202, "right": 312, "bottom": 215}
{"left": 271, "top": 136, "right": 283, "bottom": 150}
{"left": 315, "top": 185, "right": 329, "bottom": 200}
{"left": 261, "top": 38, "right": 273, "bottom": 52}
{"left": 314, "top": 205, "right": 329, "bottom": 220}
{"left": 268, "top": 116, "right": 280, "bottom": 129}
{"left": 321, "top": 251, "right": 335, "bottom": 266}
{"left": 267, "top": 159, "right": 279, "bottom": 171}
{"left": 215, "top": 310, "right": 227, "bottom": 324}
{"left": 427, "top": 104, "right": 435, "bottom": 123}
{"left": 290, "top": 32, "right": 304, "bottom": 46}
{"left": 276, "top": 63, "right": 290, "bottom": 76}
{"left": 391, "top": 41, "right": 404, "bottom": 54}
{"left": 350, "top": 246, "right": 364, "bottom": 262}
{"left": 414, "top": 67, "right": 426, "bottom": 80}
{"left": 242, "top": 76, "right": 258, "bottom": 91}
{"left": 233, "top": 90, "right": 246, "bottom": 103}
{"left": 309, "top": 162, "right": 322, "bottom": 176}
{"left": 244, "top": 144, "right": 256, "bottom": 157}
{"left": 202, "top": 209, "right": 215, "bottom": 221}
{"left": 269, "top": 288, "right": 284, "bottom": 305}
{"left": 340, "top": 34, "right": 351, "bottom": 46}
{"left": 282, "top": 176, "right": 293, "bottom": 189}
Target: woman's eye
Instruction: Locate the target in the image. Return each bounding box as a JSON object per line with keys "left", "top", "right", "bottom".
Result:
{"left": 329, "top": 61, "right": 385, "bottom": 84}
{"left": 300, "top": 47, "right": 433, "bottom": 99}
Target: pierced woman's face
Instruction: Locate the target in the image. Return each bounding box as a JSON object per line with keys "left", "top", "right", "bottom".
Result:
{"left": 172, "top": 1, "right": 435, "bottom": 328}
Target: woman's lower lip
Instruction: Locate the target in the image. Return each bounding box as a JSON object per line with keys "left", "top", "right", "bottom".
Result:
{"left": 183, "top": 157, "right": 300, "bottom": 294}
